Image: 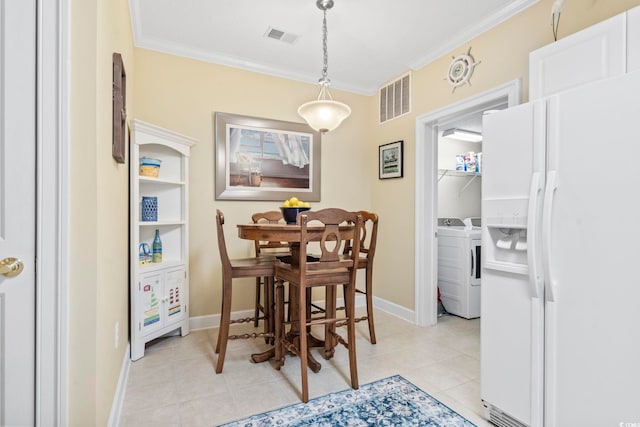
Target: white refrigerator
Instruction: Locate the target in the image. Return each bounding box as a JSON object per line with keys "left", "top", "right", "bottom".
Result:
{"left": 480, "top": 70, "right": 640, "bottom": 427}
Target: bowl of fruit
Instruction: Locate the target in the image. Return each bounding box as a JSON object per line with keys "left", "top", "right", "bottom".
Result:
{"left": 280, "top": 197, "right": 311, "bottom": 224}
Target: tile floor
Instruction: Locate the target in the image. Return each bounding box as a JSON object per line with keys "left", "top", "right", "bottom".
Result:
{"left": 119, "top": 310, "right": 492, "bottom": 427}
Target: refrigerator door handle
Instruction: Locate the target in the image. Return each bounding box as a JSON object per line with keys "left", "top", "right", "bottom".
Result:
{"left": 527, "top": 172, "right": 543, "bottom": 299}
{"left": 542, "top": 170, "right": 558, "bottom": 302}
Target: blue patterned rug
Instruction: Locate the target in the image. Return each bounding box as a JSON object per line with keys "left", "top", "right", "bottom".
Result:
{"left": 218, "top": 375, "right": 476, "bottom": 426}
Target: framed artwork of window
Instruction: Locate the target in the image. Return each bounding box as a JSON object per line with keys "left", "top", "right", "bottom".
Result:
{"left": 379, "top": 140, "right": 404, "bottom": 179}
{"left": 214, "top": 112, "right": 321, "bottom": 201}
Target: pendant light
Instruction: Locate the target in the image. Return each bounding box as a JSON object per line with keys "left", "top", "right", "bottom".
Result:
{"left": 298, "top": 0, "right": 351, "bottom": 133}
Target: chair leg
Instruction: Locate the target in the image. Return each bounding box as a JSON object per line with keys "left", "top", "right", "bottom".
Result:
{"left": 365, "top": 267, "right": 376, "bottom": 344}
{"left": 324, "top": 285, "right": 336, "bottom": 360}
{"left": 254, "top": 277, "right": 261, "bottom": 327}
{"left": 345, "top": 281, "right": 359, "bottom": 390}
{"left": 298, "top": 284, "right": 309, "bottom": 403}
{"left": 274, "top": 279, "right": 285, "bottom": 369}
{"left": 215, "top": 286, "right": 225, "bottom": 355}
{"left": 267, "top": 276, "right": 275, "bottom": 344}
{"left": 216, "top": 274, "right": 232, "bottom": 374}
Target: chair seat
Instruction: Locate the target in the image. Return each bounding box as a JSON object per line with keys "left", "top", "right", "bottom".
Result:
{"left": 339, "top": 254, "right": 367, "bottom": 269}
{"left": 232, "top": 255, "right": 277, "bottom": 267}
{"left": 275, "top": 262, "right": 351, "bottom": 287}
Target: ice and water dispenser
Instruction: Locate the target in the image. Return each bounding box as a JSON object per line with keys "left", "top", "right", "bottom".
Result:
{"left": 483, "top": 198, "right": 531, "bottom": 276}
{"left": 485, "top": 226, "right": 528, "bottom": 275}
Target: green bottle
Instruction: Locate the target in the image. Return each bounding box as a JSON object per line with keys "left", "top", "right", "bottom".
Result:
{"left": 152, "top": 229, "right": 162, "bottom": 263}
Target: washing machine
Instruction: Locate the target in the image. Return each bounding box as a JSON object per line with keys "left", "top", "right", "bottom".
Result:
{"left": 437, "top": 218, "right": 481, "bottom": 319}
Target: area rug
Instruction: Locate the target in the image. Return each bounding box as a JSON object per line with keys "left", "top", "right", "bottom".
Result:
{"left": 218, "top": 375, "right": 476, "bottom": 426}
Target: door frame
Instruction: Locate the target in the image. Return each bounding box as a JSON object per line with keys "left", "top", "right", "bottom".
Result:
{"left": 36, "top": 0, "right": 69, "bottom": 424}
{"left": 414, "top": 79, "right": 522, "bottom": 326}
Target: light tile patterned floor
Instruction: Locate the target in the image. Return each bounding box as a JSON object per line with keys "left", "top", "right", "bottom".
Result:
{"left": 119, "top": 310, "right": 492, "bottom": 427}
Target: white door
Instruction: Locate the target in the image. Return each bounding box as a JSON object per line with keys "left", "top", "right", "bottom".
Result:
{"left": 544, "top": 71, "right": 640, "bottom": 426}
{"left": 481, "top": 101, "right": 545, "bottom": 427}
{"left": 0, "top": 0, "right": 36, "bottom": 425}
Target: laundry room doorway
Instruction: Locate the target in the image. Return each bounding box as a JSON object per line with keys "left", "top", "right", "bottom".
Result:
{"left": 414, "top": 79, "right": 522, "bottom": 326}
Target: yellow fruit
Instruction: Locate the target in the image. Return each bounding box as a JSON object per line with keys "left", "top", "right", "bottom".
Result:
{"left": 288, "top": 196, "right": 299, "bottom": 206}
{"left": 282, "top": 200, "right": 290, "bottom": 207}
{"left": 303, "top": 202, "right": 310, "bottom": 207}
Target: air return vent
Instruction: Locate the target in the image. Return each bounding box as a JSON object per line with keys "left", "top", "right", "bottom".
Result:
{"left": 379, "top": 73, "right": 411, "bottom": 124}
{"left": 264, "top": 27, "right": 299, "bottom": 44}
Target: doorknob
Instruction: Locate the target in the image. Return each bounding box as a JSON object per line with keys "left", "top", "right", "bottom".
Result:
{"left": 0, "top": 257, "right": 24, "bottom": 277}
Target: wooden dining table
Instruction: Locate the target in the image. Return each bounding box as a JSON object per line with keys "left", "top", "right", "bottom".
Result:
{"left": 237, "top": 222, "right": 355, "bottom": 371}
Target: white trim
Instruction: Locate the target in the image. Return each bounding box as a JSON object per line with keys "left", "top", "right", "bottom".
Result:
{"left": 36, "top": 0, "right": 69, "bottom": 425}
{"left": 409, "top": 0, "right": 539, "bottom": 71}
{"left": 108, "top": 344, "right": 131, "bottom": 427}
{"left": 372, "top": 296, "right": 415, "bottom": 324}
{"left": 126, "top": 0, "right": 538, "bottom": 96}
{"left": 414, "top": 79, "right": 522, "bottom": 327}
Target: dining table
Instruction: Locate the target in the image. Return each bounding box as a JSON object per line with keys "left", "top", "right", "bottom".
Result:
{"left": 237, "top": 222, "right": 355, "bottom": 371}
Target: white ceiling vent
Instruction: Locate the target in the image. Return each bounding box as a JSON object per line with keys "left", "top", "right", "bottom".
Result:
{"left": 379, "top": 73, "right": 411, "bottom": 124}
{"left": 264, "top": 27, "right": 298, "bottom": 44}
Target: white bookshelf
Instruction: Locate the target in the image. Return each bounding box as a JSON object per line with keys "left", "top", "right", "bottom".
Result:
{"left": 129, "top": 119, "right": 197, "bottom": 360}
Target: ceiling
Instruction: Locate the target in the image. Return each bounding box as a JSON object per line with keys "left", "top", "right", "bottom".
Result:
{"left": 129, "top": 0, "right": 538, "bottom": 96}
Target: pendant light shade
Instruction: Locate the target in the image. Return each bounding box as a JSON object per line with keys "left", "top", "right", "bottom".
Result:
{"left": 298, "top": 85, "right": 351, "bottom": 133}
{"left": 298, "top": 0, "right": 351, "bottom": 133}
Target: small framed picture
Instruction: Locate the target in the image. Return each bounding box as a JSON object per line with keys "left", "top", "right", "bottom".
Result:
{"left": 379, "top": 140, "right": 404, "bottom": 179}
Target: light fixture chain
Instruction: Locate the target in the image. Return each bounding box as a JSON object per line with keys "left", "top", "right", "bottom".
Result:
{"left": 321, "top": 8, "right": 328, "bottom": 81}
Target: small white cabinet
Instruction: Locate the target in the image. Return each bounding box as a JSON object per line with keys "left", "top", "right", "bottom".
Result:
{"left": 529, "top": 12, "right": 626, "bottom": 100}
{"left": 130, "top": 120, "right": 197, "bottom": 360}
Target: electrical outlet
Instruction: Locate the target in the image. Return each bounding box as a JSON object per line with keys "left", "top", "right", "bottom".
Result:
{"left": 115, "top": 321, "right": 119, "bottom": 349}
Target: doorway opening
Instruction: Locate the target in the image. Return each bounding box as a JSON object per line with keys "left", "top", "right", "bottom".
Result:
{"left": 414, "top": 79, "right": 522, "bottom": 326}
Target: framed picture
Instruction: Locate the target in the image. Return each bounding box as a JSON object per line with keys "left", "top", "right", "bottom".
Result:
{"left": 379, "top": 140, "right": 404, "bottom": 179}
{"left": 214, "top": 112, "right": 321, "bottom": 201}
{"left": 112, "top": 52, "right": 126, "bottom": 163}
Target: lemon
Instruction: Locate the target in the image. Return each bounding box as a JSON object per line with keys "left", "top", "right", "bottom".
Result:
{"left": 282, "top": 200, "right": 290, "bottom": 207}
{"left": 303, "top": 202, "right": 310, "bottom": 207}
{"left": 288, "top": 196, "right": 299, "bottom": 206}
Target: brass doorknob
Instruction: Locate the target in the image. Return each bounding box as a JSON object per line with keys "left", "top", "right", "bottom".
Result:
{"left": 0, "top": 257, "right": 23, "bottom": 277}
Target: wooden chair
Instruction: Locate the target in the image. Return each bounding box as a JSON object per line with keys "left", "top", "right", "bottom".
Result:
{"left": 251, "top": 211, "right": 290, "bottom": 330}
{"left": 309, "top": 211, "right": 379, "bottom": 344}
{"left": 341, "top": 211, "right": 379, "bottom": 344}
{"left": 214, "top": 209, "right": 278, "bottom": 374}
{"left": 273, "top": 208, "right": 363, "bottom": 402}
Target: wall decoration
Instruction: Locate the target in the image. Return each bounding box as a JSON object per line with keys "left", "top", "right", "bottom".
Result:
{"left": 112, "top": 52, "right": 127, "bottom": 163}
{"left": 379, "top": 140, "right": 404, "bottom": 179}
{"left": 445, "top": 47, "right": 480, "bottom": 93}
{"left": 214, "top": 112, "right": 321, "bottom": 201}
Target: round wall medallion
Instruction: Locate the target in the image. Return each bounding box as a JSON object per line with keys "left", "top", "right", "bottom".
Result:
{"left": 445, "top": 47, "right": 480, "bottom": 93}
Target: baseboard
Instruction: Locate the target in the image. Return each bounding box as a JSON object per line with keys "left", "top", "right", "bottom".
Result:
{"left": 371, "top": 296, "right": 415, "bottom": 323}
{"left": 108, "top": 343, "right": 131, "bottom": 427}
{"left": 190, "top": 295, "right": 415, "bottom": 330}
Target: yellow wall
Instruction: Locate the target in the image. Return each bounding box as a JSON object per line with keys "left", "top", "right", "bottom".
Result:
{"left": 69, "top": 0, "right": 134, "bottom": 424}
{"left": 133, "top": 0, "right": 640, "bottom": 318}
{"left": 132, "top": 50, "right": 373, "bottom": 317}
{"left": 369, "top": 0, "right": 640, "bottom": 310}
{"left": 67, "top": 0, "right": 640, "bottom": 423}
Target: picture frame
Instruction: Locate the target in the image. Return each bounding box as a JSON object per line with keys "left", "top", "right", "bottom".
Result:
{"left": 379, "top": 140, "right": 404, "bottom": 179}
{"left": 112, "top": 52, "right": 126, "bottom": 163}
{"left": 214, "top": 112, "right": 321, "bottom": 201}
